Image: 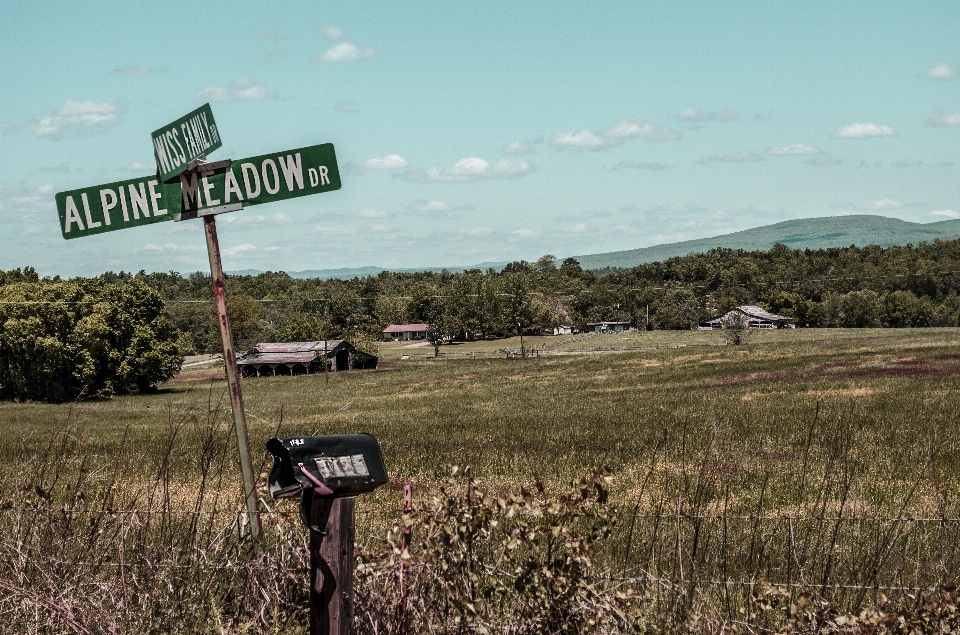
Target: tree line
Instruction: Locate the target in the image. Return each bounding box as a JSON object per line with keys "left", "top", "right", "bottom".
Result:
{"left": 3, "top": 238, "right": 960, "bottom": 399}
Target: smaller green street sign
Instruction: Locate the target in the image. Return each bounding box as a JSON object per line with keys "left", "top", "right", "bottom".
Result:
{"left": 151, "top": 103, "right": 222, "bottom": 183}
{"left": 56, "top": 175, "right": 181, "bottom": 240}
{"left": 178, "top": 143, "right": 341, "bottom": 214}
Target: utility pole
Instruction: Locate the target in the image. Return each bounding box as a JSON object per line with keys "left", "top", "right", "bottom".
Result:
{"left": 518, "top": 321, "right": 524, "bottom": 357}
{"left": 645, "top": 304, "right": 649, "bottom": 331}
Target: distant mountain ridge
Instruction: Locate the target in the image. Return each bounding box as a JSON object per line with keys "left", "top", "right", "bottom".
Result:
{"left": 227, "top": 262, "right": 511, "bottom": 280}
{"left": 226, "top": 215, "right": 960, "bottom": 279}
{"left": 572, "top": 216, "right": 960, "bottom": 270}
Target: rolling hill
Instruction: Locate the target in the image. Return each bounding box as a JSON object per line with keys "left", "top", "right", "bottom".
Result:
{"left": 572, "top": 216, "right": 960, "bottom": 270}
{"left": 226, "top": 215, "right": 960, "bottom": 278}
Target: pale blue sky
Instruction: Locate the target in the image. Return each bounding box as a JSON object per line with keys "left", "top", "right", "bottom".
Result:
{"left": 1, "top": 1, "right": 958, "bottom": 276}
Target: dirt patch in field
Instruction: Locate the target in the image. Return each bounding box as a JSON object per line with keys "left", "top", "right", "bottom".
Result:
{"left": 740, "top": 391, "right": 786, "bottom": 402}
{"left": 169, "top": 373, "right": 225, "bottom": 382}
{"left": 805, "top": 388, "right": 876, "bottom": 398}
{"left": 707, "top": 355, "right": 960, "bottom": 388}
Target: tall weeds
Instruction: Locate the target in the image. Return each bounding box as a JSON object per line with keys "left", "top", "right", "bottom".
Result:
{"left": 1, "top": 398, "right": 958, "bottom": 633}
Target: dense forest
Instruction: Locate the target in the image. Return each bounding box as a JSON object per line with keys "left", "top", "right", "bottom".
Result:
{"left": 3, "top": 239, "right": 960, "bottom": 398}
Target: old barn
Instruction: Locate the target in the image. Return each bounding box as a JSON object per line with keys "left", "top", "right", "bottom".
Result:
{"left": 698, "top": 306, "right": 793, "bottom": 330}
{"left": 236, "top": 341, "right": 378, "bottom": 377}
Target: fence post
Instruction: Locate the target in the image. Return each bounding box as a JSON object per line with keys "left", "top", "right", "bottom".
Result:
{"left": 399, "top": 484, "right": 413, "bottom": 634}
{"left": 310, "top": 496, "right": 356, "bottom": 635}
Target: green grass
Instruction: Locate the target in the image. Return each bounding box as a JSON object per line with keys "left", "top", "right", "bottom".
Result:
{"left": 4, "top": 327, "right": 960, "bottom": 630}
{"left": 4, "top": 327, "right": 959, "bottom": 514}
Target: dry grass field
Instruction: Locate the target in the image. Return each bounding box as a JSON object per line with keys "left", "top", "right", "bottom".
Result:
{"left": 2, "top": 327, "right": 959, "bottom": 632}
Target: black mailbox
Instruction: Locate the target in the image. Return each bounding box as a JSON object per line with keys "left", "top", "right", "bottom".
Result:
{"left": 267, "top": 433, "right": 388, "bottom": 499}
{"left": 266, "top": 434, "right": 388, "bottom": 532}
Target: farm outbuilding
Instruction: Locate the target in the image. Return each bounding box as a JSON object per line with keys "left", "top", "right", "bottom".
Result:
{"left": 698, "top": 306, "right": 793, "bottom": 330}
{"left": 586, "top": 321, "right": 631, "bottom": 333}
{"left": 383, "top": 323, "right": 428, "bottom": 340}
{"left": 236, "top": 340, "right": 378, "bottom": 377}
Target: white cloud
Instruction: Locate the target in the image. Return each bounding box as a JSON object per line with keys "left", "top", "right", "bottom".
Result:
{"left": 223, "top": 244, "right": 257, "bottom": 256}
{"left": 310, "top": 224, "right": 358, "bottom": 235}
{"left": 678, "top": 107, "right": 738, "bottom": 122}
{"left": 129, "top": 160, "right": 154, "bottom": 172}
{"left": 360, "top": 154, "right": 409, "bottom": 170}
{"left": 926, "top": 109, "right": 960, "bottom": 127}
{"left": 603, "top": 119, "right": 679, "bottom": 141}
{"left": 32, "top": 99, "right": 122, "bottom": 139}
{"left": 138, "top": 243, "right": 203, "bottom": 253}
{"left": 111, "top": 65, "right": 167, "bottom": 76}
{"left": 831, "top": 123, "right": 897, "bottom": 138}
{"left": 0, "top": 184, "right": 56, "bottom": 218}
{"left": 314, "top": 42, "right": 377, "bottom": 62}
{"left": 511, "top": 229, "right": 539, "bottom": 240}
{"left": 926, "top": 61, "right": 956, "bottom": 80}
{"left": 503, "top": 141, "right": 532, "bottom": 155}
{"left": 620, "top": 203, "right": 706, "bottom": 214}
{"left": 358, "top": 208, "right": 390, "bottom": 218}
{"left": 930, "top": 209, "right": 960, "bottom": 219}
{"left": 272, "top": 212, "right": 294, "bottom": 224}
{"left": 463, "top": 226, "right": 494, "bottom": 237}
{"left": 551, "top": 118, "right": 679, "bottom": 150}
{"left": 316, "top": 23, "right": 345, "bottom": 41}
{"left": 370, "top": 224, "right": 390, "bottom": 233}
{"left": 194, "top": 77, "right": 274, "bottom": 102}
{"left": 858, "top": 198, "right": 903, "bottom": 211}
{"left": 411, "top": 199, "right": 451, "bottom": 213}
{"left": 402, "top": 157, "right": 533, "bottom": 182}
{"left": 696, "top": 150, "right": 764, "bottom": 164}
{"left": 768, "top": 143, "right": 820, "bottom": 155}
{"left": 807, "top": 154, "right": 843, "bottom": 167}
{"left": 551, "top": 130, "right": 606, "bottom": 149}
{"left": 568, "top": 223, "right": 588, "bottom": 233}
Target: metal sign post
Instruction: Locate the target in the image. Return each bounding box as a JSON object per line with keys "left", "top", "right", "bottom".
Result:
{"left": 54, "top": 103, "right": 343, "bottom": 549}
{"left": 202, "top": 208, "right": 262, "bottom": 543}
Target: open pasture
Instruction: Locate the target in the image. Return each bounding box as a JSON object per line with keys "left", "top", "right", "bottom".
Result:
{"left": 3, "top": 328, "right": 960, "bottom": 631}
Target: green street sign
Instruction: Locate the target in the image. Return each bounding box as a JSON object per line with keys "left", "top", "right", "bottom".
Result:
{"left": 177, "top": 143, "right": 340, "bottom": 214}
{"left": 151, "top": 103, "right": 222, "bottom": 183}
{"left": 56, "top": 175, "right": 180, "bottom": 240}
{"left": 56, "top": 143, "right": 340, "bottom": 238}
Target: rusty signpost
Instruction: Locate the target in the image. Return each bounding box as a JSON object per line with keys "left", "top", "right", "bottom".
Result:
{"left": 54, "top": 104, "right": 342, "bottom": 549}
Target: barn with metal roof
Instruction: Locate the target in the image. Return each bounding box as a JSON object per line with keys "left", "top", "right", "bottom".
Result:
{"left": 698, "top": 306, "right": 793, "bottom": 330}
{"left": 236, "top": 340, "right": 378, "bottom": 377}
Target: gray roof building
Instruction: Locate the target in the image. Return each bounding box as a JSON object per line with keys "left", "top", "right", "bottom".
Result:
{"left": 237, "top": 340, "right": 377, "bottom": 376}
{"left": 698, "top": 306, "right": 793, "bottom": 330}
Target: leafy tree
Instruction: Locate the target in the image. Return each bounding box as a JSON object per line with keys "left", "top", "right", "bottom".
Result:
{"left": 207, "top": 294, "right": 271, "bottom": 353}
{"left": 0, "top": 279, "right": 181, "bottom": 401}
{"left": 277, "top": 312, "right": 324, "bottom": 341}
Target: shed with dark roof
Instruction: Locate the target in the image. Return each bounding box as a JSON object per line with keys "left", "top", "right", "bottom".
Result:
{"left": 236, "top": 340, "right": 378, "bottom": 377}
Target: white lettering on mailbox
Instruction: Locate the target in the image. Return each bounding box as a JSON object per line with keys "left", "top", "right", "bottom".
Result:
{"left": 314, "top": 454, "right": 370, "bottom": 479}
